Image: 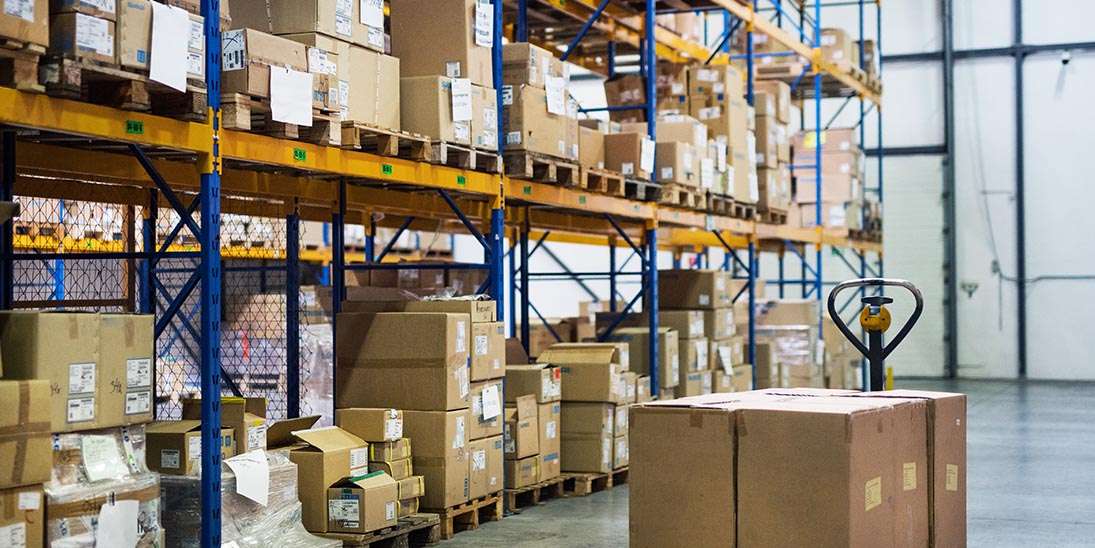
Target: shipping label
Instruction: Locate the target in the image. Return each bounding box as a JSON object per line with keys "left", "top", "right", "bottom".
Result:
{"left": 125, "top": 391, "right": 151, "bottom": 415}
{"left": 82, "top": 434, "right": 129, "bottom": 481}
{"left": 75, "top": 13, "right": 113, "bottom": 57}
{"left": 698, "top": 293, "right": 711, "bottom": 306}
{"left": 670, "top": 355, "right": 680, "bottom": 379}
{"left": 187, "top": 51, "right": 204, "bottom": 77}
{"left": 335, "top": 0, "right": 353, "bottom": 37}
{"left": 480, "top": 384, "right": 501, "bottom": 420}
{"left": 455, "top": 365, "right": 470, "bottom": 399}
{"left": 455, "top": 320, "right": 468, "bottom": 353}
{"left": 501, "top": 85, "right": 513, "bottom": 106}
{"left": 445, "top": 61, "right": 461, "bottom": 78}
{"left": 3, "top": 0, "right": 34, "bottom": 22}
{"left": 695, "top": 341, "right": 709, "bottom": 371}
{"left": 474, "top": 334, "right": 489, "bottom": 356}
{"left": 601, "top": 437, "right": 611, "bottom": 465}
{"left": 222, "top": 29, "right": 246, "bottom": 71}
{"left": 546, "top": 420, "right": 556, "bottom": 439}
{"left": 902, "top": 462, "right": 917, "bottom": 491}
{"left": 545, "top": 76, "right": 566, "bottom": 116}
{"left": 385, "top": 501, "right": 396, "bottom": 520}
{"left": 454, "top": 416, "right": 466, "bottom": 449}
{"left": 946, "top": 464, "right": 959, "bottom": 492}
{"left": 160, "top": 449, "right": 181, "bottom": 469}
{"left": 503, "top": 423, "right": 515, "bottom": 453}
{"left": 621, "top": 162, "right": 635, "bottom": 176}
{"left": 349, "top": 447, "right": 369, "bottom": 472}
{"left": 187, "top": 436, "right": 201, "bottom": 462}
{"left": 127, "top": 358, "right": 151, "bottom": 389}
{"left": 0, "top": 523, "right": 26, "bottom": 548}
{"left": 69, "top": 362, "right": 96, "bottom": 395}
{"left": 67, "top": 396, "right": 95, "bottom": 423}
{"left": 384, "top": 417, "right": 403, "bottom": 440}
{"left": 246, "top": 423, "right": 267, "bottom": 452}
{"left": 640, "top": 138, "right": 655, "bottom": 174}
{"left": 188, "top": 18, "right": 203, "bottom": 51}
{"left": 718, "top": 347, "right": 733, "bottom": 374}
{"left": 473, "top": 0, "right": 493, "bottom": 48}
{"left": 471, "top": 449, "right": 486, "bottom": 471}
{"left": 17, "top": 491, "right": 39, "bottom": 510}
{"left": 328, "top": 499, "right": 359, "bottom": 524}
{"left": 864, "top": 476, "right": 882, "bottom": 511}
{"left": 361, "top": 0, "right": 383, "bottom": 27}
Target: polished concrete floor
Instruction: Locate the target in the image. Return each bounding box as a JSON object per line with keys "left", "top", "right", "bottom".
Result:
{"left": 444, "top": 379, "right": 1095, "bottom": 547}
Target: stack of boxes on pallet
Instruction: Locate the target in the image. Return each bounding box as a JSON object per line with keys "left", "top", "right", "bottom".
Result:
{"left": 754, "top": 299, "right": 824, "bottom": 389}
{"left": 790, "top": 127, "right": 880, "bottom": 233}
{"left": 631, "top": 388, "right": 967, "bottom": 547}
{"left": 752, "top": 80, "right": 793, "bottom": 220}
{"left": 502, "top": 363, "right": 562, "bottom": 489}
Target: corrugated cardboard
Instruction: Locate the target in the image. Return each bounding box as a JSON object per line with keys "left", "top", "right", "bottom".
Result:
{"left": 336, "top": 408, "right": 404, "bottom": 442}
{"left": 607, "top": 328, "right": 679, "bottom": 389}
{"left": 0, "top": 485, "right": 43, "bottom": 548}
{"left": 468, "top": 435, "right": 503, "bottom": 499}
{"left": 0, "top": 0, "right": 47, "bottom": 47}
{"left": 221, "top": 28, "right": 309, "bottom": 98}
{"left": 369, "top": 438, "right": 412, "bottom": 462}
{"left": 390, "top": 0, "right": 493, "bottom": 87}
{"left": 471, "top": 322, "right": 505, "bottom": 381}
{"left": 397, "top": 475, "right": 425, "bottom": 500}
{"left": 335, "top": 312, "right": 471, "bottom": 411}
{"left": 612, "top": 434, "right": 629, "bottom": 469}
{"left": 614, "top": 404, "right": 629, "bottom": 436}
{"left": 289, "top": 426, "right": 371, "bottom": 533}
{"left": 732, "top": 364, "right": 754, "bottom": 391}
{"left": 561, "top": 431, "right": 613, "bottom": 473}
{"left": 346, "top": 45, "right": 400, "bottom": 128}
{"left": 399, "top": 498, "right": 419, "bottom": 516}
{"left": 579, "top": 126, "right": 605, "bottom": 170}
{"left": 400, "top": 76, "right": 470, "bottom": 145}
{"left": 604, "top": 132, "right": 653, "bottom": 180}
{"left": 503, "top": 395, "right": 538, "bottom": 460}
{"left": 469, "top": 380, "right": 503, "bottom": 440}
{"left": 403, "top": 409, "right": 470, "bottom": 509}
{"left": 326, "top": 472, "right": 399, "bottom": 534}
{"left": 370, "top": 457, "right": 413, "bottom": 480}
{"left": 549, "top": 341, "right": 630, "bottom": 371}
{"left": 658, "top": 309, "right": 705, "bottom": 339}
{"left": 755, "top": 116, "right": 779, "bottom": 168}
{"left": 703, "top": 307, "right": 736, "bottom": 341}
{"left": 472, "top": 83, "right": 498, "bottom": 150}
{"left": 757, "top": 299, "right": 820, "bottom": 326}
{"left": 603, "top": 74, "right": 646, "bottom": 123}
{"left": 756, "top": 80, "right": 791, "bottom": 123}
{"left": 231, "top": 0, "right": 378, "bottom": 50}
{"left": 401, "top": 299, "right": 496, "bottom": 323}
{"left": 502, "top": 84, "right": 568, "bottom": 157}
{"left": 504, "top": 456, "right": 539, "bottom": 489}
{"left": 0, "top": 380, "right": 50, "bottom": 490}
{"left": 538, "top": 402, "right": 561, "bottom": 481}
{"left": 504, "top": 364, "right": 562, "bottom": 403}
{"left": 710, "top": 336, "right": 745, "bottom": 373}
{"left": 145, "top": 420, "right": 235, "bottom": 476}
{"left": 619, "top": 371, "right": 638, "bottom": 404}
{"left": 678, "top": 337, "right": 709, "bottom": 373}
{"left": 658, "top": 269, "right": 732, "bottom": 309}
{"left": 655, "top": 141, "right": 697, "bottom": 186}
{"left": 539, "top": 346, "right": 622, "bottom": 403}
{"left": 182, "top": 396, "right": 268, "bottom": 454}
{"left": 675, "top": 369, "right": 711, "bottom": 398}
{"left": 502, "top": 42, "right": 564, "bottom": 89}
{"left": 99, "top": 314, "right": 154, "bottom": 427}
{"left": 635, "top": 375, "right": 653, "bottom": 403}
{"left": 52, "top": 0, "right": 116, "bottom": 19}
{"left": 0, "top": 312, "right": 109, "bottom": 433}
{"left": 711, "top": 369, "right": 734, "bottom": 393}
{"left": 561, "top": 402, "right": 613, "bottom": 436}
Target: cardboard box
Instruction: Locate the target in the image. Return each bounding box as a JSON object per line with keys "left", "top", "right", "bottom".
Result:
{"left": 675, "top": 369, "right": 711, "bottom": 398}
{"left": 795, "top": 172, "right": 861, "bottom": 203}
{"left": 756, "top": 80, "right": 791, "bottom": 124}
{"left": 619, "top": 371, "right": 638, "bottom": 404}
{"left": 561, "top": 431, "right": 613, "bottom": 473}
{"left": 538, "top": 345, "right": 622, "bottom": 403}
{"left": 145, "top": 421, "right": 235, "bottom": 475}
{"left": 468, "top": 435, "right": 504, "bottom": 499}
{"left": 0, "top": 485, "right": 43, "bottom": 548}
{"left": 335, "top": 312, "right": 470, "bottom": 411}
{"left": 688, "top": 65, "right": 743, "bottom": 99}
{"left": 0, "top": 0, "right": 48, "bottom": 47}
{"left": 370, "top": 438, "right": 412, "bottom": 462}
{"left": 504, "top": 364, "right": 562, "bottom": 403}
{"left": 504, "top": 455, "right": 539, "bottom": 489}
{"left": 604, "top": 132, "right": 655, "bottom": 180}
{"left": 471, "top": 322, "right": 505, "bottom": 381}
{"left": 658, "top": 269, "right": 732, "bottom": 310}
{"left": 549, "top": 341, "right": 630, "bottom": 371}
{"left": 0, "top": 380, "right": 50, "bottom": 490}
{"left": 658, "top": 309, "right": 705, "bottom": 339}
{"left": 503, "top": 395, "right": 538, "bottom": 460}
{"left": 710, "top": 336, "right": 744, "bottom": 374}
{"left": 758, "top": 166, "right": 791, "bottom": 211}
{"left": 703, "top": 307, "right": 736, "bottom": 340}
{"left": 755, "top": 116, "right": 779, "bottom": 169}
{"left": 821, "top": 27, "right": 855, "bottom": 64}
{"left": 469, "top": 380, "right": 504, "bottom": 440}
{"left": 579, "top": 126, "right": 606, "bottom": 170}
{"left": 538, "top": 402, "right": 561, "bottom": 481}
{"left": 397, "top": 475, "right": 425, "bottom": 500}
{"left": 336, "top": 408, "right": 404, "bottom": 442}
{"left": 50, "top": 12, "right": 116, "bottom": 65}
{"left": 327, "top": 472, "right": 399, "bottom": 534}
{"left": 400, "top": 76, "right": 470, "bottom": 145}
{"left": 116, "top": 0, "right": 206, "bottom": 78}
{"left": 603, "top": 74, "right": 646, "bottom": 123}
{"left": 793, "top": 127, "right": 858, "bottom": 154}
{"left": 757, "top": 299, "right": 819, "bottom": 326}
{"left": 606, "top": 328, "right": 679, "bottom": 389}
{"left": 390, "top": 0, "right": 493, "bottom": 87}
{"left": 98, "top": 314, "right": 154, "bottom": 427}
{"left": 344, "top": 45, "right": 400, "bottom": 128}
{"left": 285, "top": 426, "right": 371, "bottom": 533}
{"left": 502, "top": 84, "right": 568, "bottom": 157}
{"left": 402, "top": 409, "right": 470, "bottom": 509}
{"left": 655, "top": 141, "right": 697, "bottom": 186}
{"left": 711, "top": 369, "right": 734, "bottom": 393}
{"left": 182, "top": 396, "right": 268, "bottom": 454}
{"left": 0, "top": 312, "right": 112, "bottom": 432}
{"left": 678, "top": 337, "right": 709, "bottom": 373}
{"left": 370, "top": 457, "right": 413, "bottom": 480}
{"left": 635, "top": 375, "right": 653, "bottom": 403}
{"left": 502, "top": 42, "right": 564, "bottom": 89}
{"left": 561, "top": 402, "right": 613, "bottom": 437}
{"left": 221, "top": 28, "right": 309, "bottom": 99}
{"left": 612, "top": 434, "right": 629, "bottom": 469}
{"left": 52, "top": 0, "right": 116, "bottom": 20}
{"left": 472, "top": 83, "right": 498, "bottom": 151}
{"left": 398, "top": 498, "right": 419, "bottom": 516}
{"left": 231, "top": 0, "right": 379, "bottom": 51}
{"left": 400, "top": 298, "right": 496, "bottom": 322}
{"left": 732, "top": 364, "right": 754, "bottom": 391}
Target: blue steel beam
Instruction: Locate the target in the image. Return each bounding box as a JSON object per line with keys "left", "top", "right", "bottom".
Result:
{"left": 154, "top": 271, "right": 200, "bottom": 339}
{"left": 1, "top": 131, "right": 14, "bottom": 309}
{"left": 286, "top": 208, "right": 300, "bottom": 418}
{"left": 140, "top": 189, "right": 158, "bottom": 314}
{"left": 519, "top": 219, "right": 530, "bottom": 353}
{"left": 538, "top": 244, "right": 600, "bottom": 302}
{"left": 579, "top": 104, "right": 647, "bottom": 113}
{"left": 644, "top": 221, "right": 659, "bottom": 393}
{"left": 783, "top": 240, "right": 818, "bottom": 278}
{"left": 345, "top": 262, "right": 490, "bottom": 271}
{"left": 154, "top": 196, "right": 200, "bottom": 267}
{"left": 488, "top": 208, "right": 506, "bottom": 317}
{"left": 604, "top": 214, "right": 644, "bottom": 263}
{"left": 130, "top": 145, "right": 202, "bottom": 240}
{"left": 517, "top": 0, "right": 528, "bottom": 42}
{"left": 375, "top": 216, "right": 416, "bottom": 263}
{"left": 609, "top": 243, "right": 617, "bottom": 312}
{"left": 747, "top": 241, "right": 757, "bottom": 385}
{"left": 561, "top": 0, "right": 611, "bottom": 62}
{"left": 436, "top": 189, "right": 490, "bottom": 254}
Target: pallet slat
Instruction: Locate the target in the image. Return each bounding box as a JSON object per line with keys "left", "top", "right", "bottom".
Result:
{"left": 561, "top": 467, "right": 629, "bottom": 497}
{"left": 504, "top": 151, "right": 579, "bottom": 186}
{"left": 503, "top": 475, "right": 566, "bottom": 513}
{"left": 421, "top": 493, "right": 503, "bottom": 540}
{"left": 342, "top": 122, "right": 432, "bottom": 162}
{"left": 321, "top": 512, "right": 441, "bottom": 548}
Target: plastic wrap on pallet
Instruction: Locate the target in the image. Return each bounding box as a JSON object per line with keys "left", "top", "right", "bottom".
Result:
{"left": 46, "top": 425, "right": 163, "bottom": 546}
{"left": 301, "top": 322, "right": 334, "bottom": 426}
{"left": 160, "top": 451, "right": 336, "bottom": 548}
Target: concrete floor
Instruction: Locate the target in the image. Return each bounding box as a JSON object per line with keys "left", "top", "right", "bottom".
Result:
{"left": 444, "top": 379, "right": 1095, "bottom": 547}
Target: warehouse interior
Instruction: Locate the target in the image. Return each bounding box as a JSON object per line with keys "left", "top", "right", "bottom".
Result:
{"left": 0, "top": 0, "right": 1091, "bottom": 547}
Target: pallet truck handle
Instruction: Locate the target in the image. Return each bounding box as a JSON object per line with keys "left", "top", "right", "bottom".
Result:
{"left": 827, "top": 278, "right": 924, "bottom": 361}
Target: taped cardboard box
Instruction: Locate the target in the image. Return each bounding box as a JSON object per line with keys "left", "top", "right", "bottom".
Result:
{"left": 370, "top": 457, "right": 412, "bottom": 480}
{"left": 336, "top": 408, "right": 404, "bottom": 442}
{"left": 402, "top": 409, "right": 470, "bottom": 509}
{"left": 334, "top": 312, "right": 471, "bottom": 411}
{"left": 468, "top": 435, "right": 503, "bottom": 499}
{"left": 711, "top": 369, "right": 734, "bottom": 393}
{"left": 504, "top": 455, "right": 539, "bottom": 489}
{"left": 687, "top": 65, "right": 742, "bottom": 99}
{"left": 502, "top": 42, "right": 564, "bottom": 90}
{"left": 402, "top": 299, "right": 496, "bottom": 323}
{"left": 221, "top": 27, "right": 308, "bottom": 99}
{"left": 471, "top": 322, "right": 505, "bottom": 381}
{"left": 604, "top": 132, "right": 655, "bottom": 180}
{"left": 231, "top": 0, "right": 379, "bottom": 51}
{"left": 278, "top": 425, "right": 370, "bottom": 533}
{"left": 369, "top": 438, "right": 412, "bottom": 463}
{"left": 469, "top": 380, "right": 504, "bottom": 440}
{"left": 548, "top": 341, "right": 630, "bottom": 371}
{"left": 655, "top": 141, "right": 697, "bottom": 186}
{"left": 538, "top": 401, "right": 561, "bottom": 481}
{"left": 49, "top": 12, "right": 116, "bottom": 63}
{"left": 755, "top": 116, "right": 779, "bottom": 169}
{"left": 117, "top": 0, "right": 207, "bottom": 79}
{"left": 182, "top": 396, "right": 268, "bottom": 454}
{"left": 635, "top": 375, "right": 653, "bottom": 403}
{"left": 502, "top": 84, "right": 569, "bottom": 157}
{"left": 504, "top": 363, "right": 562, "bottom": 403}
{"left": 579, "top": 125, "right": 605, "bottom": 170}
{"left": 538, "top": 345, "right": 623, "bottom": 403}
{"left": 793, "top": 127, "right": 858, "bottom": 154}
{"left": 732, "top": 364, "right": 754, "bottom": 391}
{"left": 710, "top": 336, "right": 745, "bottom": 373}
{"left": 397, "top": 475, "right": 424, "bottom": 500}
{"left": 678, "top": 337, "right": 710, "bottom": 373}
{"left": 99, "top": 313, "right": 154, "bottom": 426}
{"left": 145, "top": 420, "right": 235, "bottom": 476}
{"left": 756, "top": 80, "right": 791, "bottom": 124}
{"left": 675, "top": 369, "right": 711, "bottom": 398}
{"left": 0, "top": 380, "right": 50, "bottom": 490}
{"left": 0, "top": 485, "right": 43, "bottom": 548}
{"left": 758, "top": 166, "right": 791, "bottom": 212}
{"left": 657, "top": 309, "right": 705, "bottom": 339}
{"left": 561, "top": 431, "right": 612, "bottom": 474}
{"left": 503, "top": 395, "right": 538, "bottom": 460}
{"left": 606, "top": 327, "right": 679, "bottom": 389}
{"left": 390, "top": 0, "right": 493, "bottom": 87}
{"left": 0, "top": 0, "right": 48, "bottom": 47}
{"left": 658, "top": 269, "right": 732, "bottom": 309}
{"left": 472, "top": 83, "right": 498, "bottom": 151}
{"left": 284, "top": 33, "right": 398, "bottom": 126}
{"left": 603, "top": 74, "right": 646, "bottom": 123}
{"left": 52, "top": 0, "right": 116, "bottom": 20}
{"left": 703, "top": 307, "right": 736, "bottom": 340}
{"left": 619, "top": 371, "right": 638, "bottom": 404}
{"left": 326, "top": 471, "right": 399, "bottom": 534}
{"left": 0, "top": 311, "right": 109, "bottom": 433}
{"left": 400, "top": 75, "right": 471, "bottom": 145}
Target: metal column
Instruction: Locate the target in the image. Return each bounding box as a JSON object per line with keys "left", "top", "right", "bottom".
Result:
{"left": 286, "top": 207, "right": 300, "bottom": 418}
{"left": 519, "top": 217, "right": 530, "bottom": 352}
{"left": 812, "top": 0, "right": 825, "bottom": 339}
{"left": 141, "top": 190, "right": 158, "bottom": 315}
{"left": 941, "top": 0, "right": 958, "bottom": 378}
{"left": 748, "top": 241, "right": 757, "bottom": 385}
{"left": 1013, "top": 0, "right": 1027, "bottom": 378}
{"left": 0, "top": 131, "right": 13, "bottom": 309}
{"left": 645, "top": 222, "right": 659, "bottom": 393}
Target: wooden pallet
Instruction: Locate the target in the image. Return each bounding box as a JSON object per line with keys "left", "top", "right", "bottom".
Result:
{"left": 422, "top": 493, "right": 503, "bottom": 540}
{"left": 579, "top": 168, "right": 625, "bottom": 197}
{"left": 342, "top": 122, "right": 431, "bottom": 161}
{"left": 757, "top": 207, "right": 788, "bottom": 225}
{"left": 321, "top": 513, "right": 441, "bottom": 548}
{"left": 503, "top": 475, "right": 566, "bottom": 513}
{"left": 41, "top": 57, "right": 207, "bottom": 120}
{"left": 428, "top": 142, "right": 502, "bottom": 173}
{"left": 658, "top": 183, "right": 704, "bottom": 210}
{"left": 504, "top": 151, "right": 579, "bottom": 186}
{"left": 561, "top": 467, "right": 629, "bottom": 497}
{"left": 755, "top": 61, "right": 809, "bottom": 83}
{"left": 707, "top": 193, "right": 733, "bottom": 216}
{"left": 849, "top": 229, "right": 882, "bottom": 242}
{"left": 731, "top": 201, "right": 757, "bottom": 221}
{"left": 221, "top": 92, "right": 340, "bottom": 144}
{"left": 624, "top": 179, "right": 661, "bottom": 202}
{"left": 0, "top": 39, "right": 44, "bottom": 93}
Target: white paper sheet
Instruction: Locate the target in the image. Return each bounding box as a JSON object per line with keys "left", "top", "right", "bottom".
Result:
{"left": 96, "top": 500, "right": 139, "bottom": 548}
{"left": 270, "top": 66, "right": 314, "bottom": 127}
{"left": 474, "top": 0, "right": 494, "bottom": 48}
{"left": 224, "top": 451, "right": 270, "bottom": 506}
{"left": 451, "top": 78, "right": 473, "bottom": 122}
{"left": 361, "top": 0, "right": 384, "bottom": 27}
{"left": 640, "top": 138, "right": 656, "bottom": 175}
{"left": 481, "top": 384, "right": 501, "bottom": 420}
{"left": 150, "top": 2, "right": 190, "bottom": 92}
{"left": 545, "top": 76, "right": 566, "bottom": 116}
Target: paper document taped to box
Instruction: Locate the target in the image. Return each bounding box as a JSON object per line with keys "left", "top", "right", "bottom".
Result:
{"left": 270, "top": 67, "right": 314, "bottom": 127}
{"left": 150, "top": 2, "right": 189, "bottom": 92}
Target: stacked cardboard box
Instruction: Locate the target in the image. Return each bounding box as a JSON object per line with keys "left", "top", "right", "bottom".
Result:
{"left": 754, "top": 81, "right": 792, "bottom": 218}
{"left": 504, "top": 363, "right": 563, "bottom": 485}
{"left": 0, "top": 379, "right": 49, "bottom": 548}
{"left": 499, "top": 42, "right": 578, "bottom": 161}
{"left": 607, "top": 327, "right": 679, "bottom": 399}
{"left": 630, "top": 389, "right": 967, "bottom": 547}
{"left": 753, "top": 299, "right": 823, "bottom": 388}
{"left": 621, "top": 114, "right": 712, "bottom": 190}
{"left": 823, "top": 317, "right": 864, "bottom": 390}
{"left": 687, "top": 65, "right": 754, "bottom": 203}
{"left": 790, "top": 127, "right": 867, "bottom": 229}
{"left": 335, "top": 408, "right": 427, "bottom": 517}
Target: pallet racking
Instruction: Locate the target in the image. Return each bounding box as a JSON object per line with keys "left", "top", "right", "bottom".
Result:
{"left": 0, "top": 0, "right": 881, "bottom": 544}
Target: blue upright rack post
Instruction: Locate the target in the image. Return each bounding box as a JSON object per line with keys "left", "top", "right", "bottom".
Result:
{"left": 0, "top": 130, "right": 13, "bottom": 310}
{"left": 812, "top": 0, "right": 825, "bottom": 348}
{"left": 644, "top": 0, "right": 659, "bottom": 394}
{"left": 286, "top": 205, "right": 301, "bottom": 418}
{"left": 490, "top": 0, "right": 506, "bottom": 325}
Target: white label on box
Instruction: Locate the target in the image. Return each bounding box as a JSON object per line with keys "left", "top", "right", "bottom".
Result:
{"left": 187, "top": 435, "right": 201, "bottom": 461}
{"left": 695, "top": 341, "right": 709, "bottom": 371}
{"left": 125, "top": 391, "right": 151, "bottom": 415}
{"left": 696, "top": 68, "right": 715, "bottom": 82}
{"left": 506, "top": 131, "right": 521, "bottom": 145}
{"left": 474, "top": 0, "right": 493, "bottom": 48}
{"left": 349, "top": 447, "right": 369, "bottom": 471}
{"left": 546, "top": 420, "right": 557, "bottom": 439}
{"left": 328, "top": 499, "right": 359, "bottom": 522}
{"left": 160, "top": 449, "right": 181, "bottom": 469}
{"left": 307, "top": 48, "right": 335, "bottom": 75}
{"left": 385, "top": 501, "right": 397, "bottom": 520}
{"left": 481, "top": 384, "right": 501, "bottom": 420}
{"left": 95, "top": 499, "right": 140, "bottom": 548}
{"left": 621, "top": 162, "right": 635, "bottom": 175}
{"left": 454, "top": 122, "right": 471, "bottom": 143}
{"left": 691, "top": 317, "right": 704, "bottom": 335}
{"left": 602, "top": 437, "right": 611, "bottom": 465}
{"left": 660, "top": 167, "right": 673, "bottom": 180}
{"left": 572, "top": 143, "right": 579, "bottom": 159}
{"left": 471, "top": 449, "right": 486, "bottom": 471}
{"left": 456, "top": 321, "right": 468, "bottom": 353}
{"left": 361, "top": 0, "right": 384, "bottom": 27}
{"left": 446, "top": 61, "right": 462, "bottom": 78}
{"left": 472, "top": 391, "right": 482, "bottom": 415}
{"left": 385, "top": 417, "right": 403, "bottom": 440}
{"left": 698, "top": 293, "right": 710, "bottom": 306}
{"left": 0, "top": 523, "right": 26, "bottom": 548}
{"left": 75, "top": 13, "right": 113, "bottom": 57}
{"left": 454, "top": 416, "right": 466, "bottom": 449}
{"left": 718, "top": 347, "right": 733, "bottom": 374}
{"left": 670, "top": 354, "right": 680, "bottom": 378}
{"left": 246, "top": 423, "right": 267, "bottom": 452}
{"left": 503, "top": 423, "right": 515, "bottom": 452}
{"left": 671, "top": 83, "right": 684, "bottom": 95}
{"left": 83, "top": 435, "right": 129, "bottom": 481}
{"left": 4, "top": 0, "right": 34, "bottom": 22}
{"left": 545, "top": 76, "right": 567, "bottom": 115}
{"left": 17, "top": 491, "right": 38, "bottom": 510}
{"left": 222, "top": 29, "right": 246, "bottom": 71}
{"left": 713, "top": 82, "right": 725, "bottom": 95}
{"left": 501, "top": 85, "right": 514, "bottom": 106}
{"left": 640, "top": 138, "right": 655, "bottom": 174}
{"left": 625, "top": 383, "right": 635, "bottom": 399}
{"left": 715, "top": 275, "right": 726, "bottom": 291}
{"left": 69, "top": 362, "right": 96, "bottom": 395}
{"left": 701, "top": 158, "right": 715, "bottom": 189}
{"left": 127, "top": 358, "right": 151, "bottom": 389}
{"left": 270, "top": 66, "right": 314, "bottom": 127}
{"left": 67, "top": 396, "right": 95, "bottom": 423}
{"left": 749, "top": 173, "right": 760, "bottom": 202}
{"left": 367, "top": 26, "right": 384, "bottom": 50}
{"left": 474, "top": 334, "right": 489, "bottom": 356}
{"left": 335, "top": 0, "right": 353, "bottom": 36}
{"left": 455, "top": 365, "right": 470, "bottom": 398}
{"left": 188, "top": 18, "right": 204, "bottom": 52}
{"left": 451, "top": 78, "right": 473, "bottom": 122}
{"left": 187, "top": 51, "right": 204, "bottom": 77}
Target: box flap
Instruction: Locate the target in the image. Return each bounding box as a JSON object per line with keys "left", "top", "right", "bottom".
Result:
{"left": 146, "top": 420, "right": 202, "bottom": 434}
{"left": 538, "top": 345, "right": 618, "bottom": 365}
{"left": 334, "top": 470, "right": 398, "bottom": 489}
{"left": 505, "top": 337, "right": 531, "bottom": 364}
{"left": 267, "top": 415, "right": 321, "bottom": 448}
{"left": 292, "top": 426, "right": 366, "bottom": 453}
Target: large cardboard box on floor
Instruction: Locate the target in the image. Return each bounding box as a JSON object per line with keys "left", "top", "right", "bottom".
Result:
{"left": 336, "top": 408, "right": 404, "bottom": 443}
{"left": 0, "top": 380, "right": 50, "bottom": 490}
{"left": 537, "top": 345, "right": 623, "bottom": 403}
{"left": 606, "top": 327, "right": 679, "bottom": 389}
{"left": 502, "top": 84, "right": 569, "bottom": 157}
{"left": 560, "top": 402, "right": 614, "bottom": 473}
{"left": 390, "top": 0, "right": 493, "bottom": 87}
{"left": 49, "top": 13, "right": 116, "bottom": 64}
{"left": 403, "top": 409, "right": 470, "bottom": 509}
{"left": 99, "top": 313, "right": 155, "bottom": 426}
{"left": 504, "top": 363, "right": 562, "bottom": 403}
{"left": 326, "top": 472, "right": 400, "bottom": 534}
{"left": 502, "top": 42, "right": 565, "bottom": 89}
{"left": 400, "top": 76, "right": 471, "bottom": 145}
{"left": 468, "top": 435, "right": 504, "bottom": 498}
{"left": 0, "top": 485, "right": 43, "bottom": 548}
{"left": 335, "top": 312, "right": 471, "bottom": 411}
{"left": 0, "top": 0, "right": 47, "bottom": 47}
{"left": 503, "top": 395, "right": 539, "bottom": 460}
{"left": 0, "top": 312, "right": 112, "bottom": 432}
{"left": 182, "top": 396, "right": 268, "bottom": 454}
{"left": 469, "top": 380, "right": 503, "bottom": 440}
{"left": 505, "top": 456, "right": 539, "bottom": 489}
{"left": 221, "top": 28, "right": 308, "bottom": 99}
{"left": 231, "top": 0, "right": 380, "bottom": 51}
{"left": 538, "top": 401, "right": 562, "bottom": 481}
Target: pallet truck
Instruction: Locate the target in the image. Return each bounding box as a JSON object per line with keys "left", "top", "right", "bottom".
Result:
{"left": 827, "top": 278, "right": 924, "bottom": 391}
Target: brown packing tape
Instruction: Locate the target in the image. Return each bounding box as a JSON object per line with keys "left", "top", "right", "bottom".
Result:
{"left": 69, "top": 315, "right": 79, "bottom": 339}
{"left": 47, "top": 484, "right": 160, "bottom": 521}
{"left": 11, "top": 382, "right": 28, "bottom": 487}
{"left": 124, "top": 318, "right": 135, "bottom": 347}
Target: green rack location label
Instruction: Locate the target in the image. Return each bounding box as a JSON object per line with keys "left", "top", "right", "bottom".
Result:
{"left": 578, "top": 195, "right": 587, "bottom": 205}
{"left": 523, "top": 185, "right": 532, "bottom": 195}
{"left": 293, "top": 148, "right": 307, "bottom": 162}
{"left": 457, "top": 175, "right": 467, "bottom": 186}
{"left": 126, "top": 120, "right": 144, "bottom": 135}
{"left": 382, "top": 164, "right": 394, "bottom": 175}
